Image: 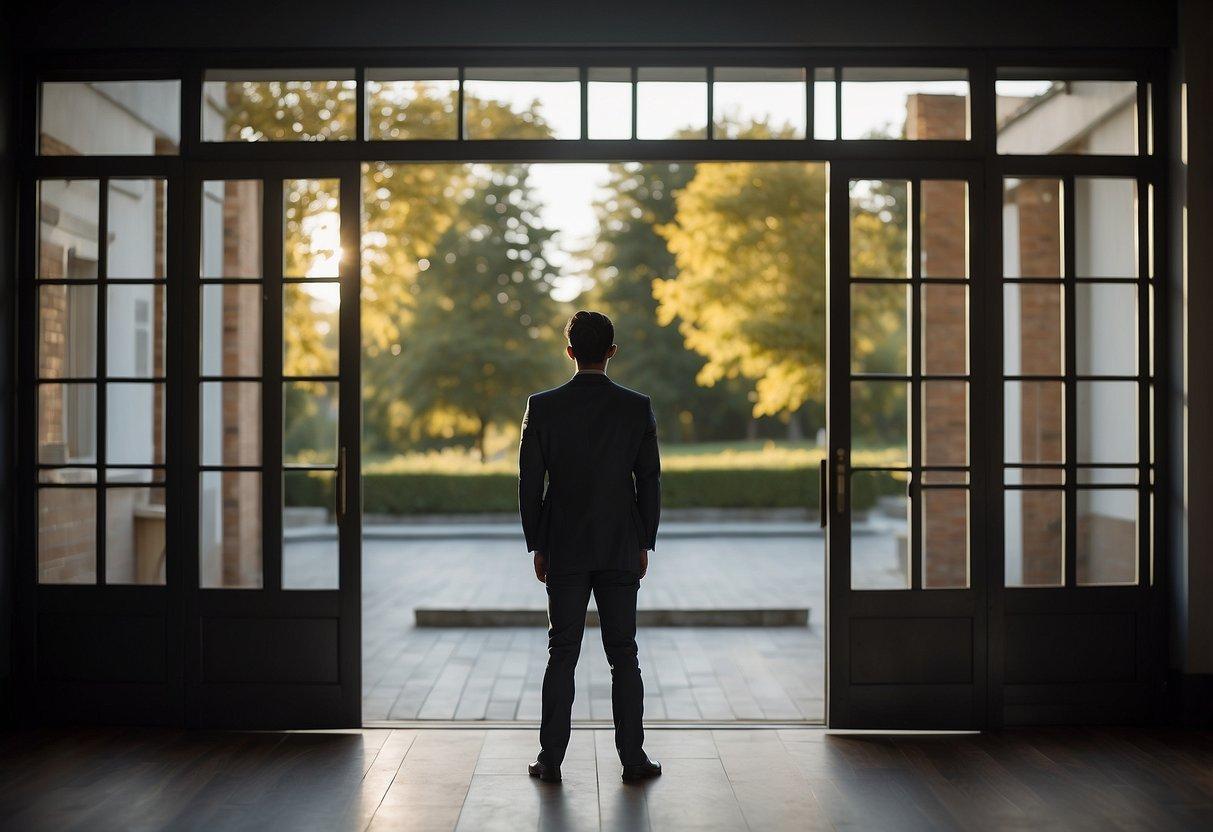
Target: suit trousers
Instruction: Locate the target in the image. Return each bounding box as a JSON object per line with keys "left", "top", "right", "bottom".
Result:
{"left": 538, "top": 569, "right": 646, "bottom": 767}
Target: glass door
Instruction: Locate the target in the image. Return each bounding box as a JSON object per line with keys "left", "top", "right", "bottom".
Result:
{"left": 827, "top": 161, "right": 988, "bottom": 728}
{"left": 184, "top": 162, "right": 361, "bottom": 727}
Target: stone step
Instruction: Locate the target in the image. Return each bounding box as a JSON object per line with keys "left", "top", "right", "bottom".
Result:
{"left": 414, "top": 606, "right": 810, "bottom": 627}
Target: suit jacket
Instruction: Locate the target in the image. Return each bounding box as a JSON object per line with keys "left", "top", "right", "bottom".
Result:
{"left": 518, "top": 372, "right": 661, "bottom": 575}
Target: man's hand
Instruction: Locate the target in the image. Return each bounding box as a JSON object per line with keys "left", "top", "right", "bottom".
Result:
{"left": 639, "top": 549, "right": 649, "bottom": 580}
{"left": 533, "top": 551, "right": 547, "bottom": 584}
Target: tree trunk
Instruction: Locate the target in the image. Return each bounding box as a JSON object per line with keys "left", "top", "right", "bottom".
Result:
{"left": 476, "top": 417, "right": 489, "bottom": 464}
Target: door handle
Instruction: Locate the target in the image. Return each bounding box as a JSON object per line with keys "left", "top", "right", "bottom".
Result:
{"left": 835, "top": 449, "right": 847, "bottom": 515}
{"left": 336, "top": 445, "right": 347, "bottom": 523}
{"left": 819, "top": 459, "right": 828, "bottom": 528}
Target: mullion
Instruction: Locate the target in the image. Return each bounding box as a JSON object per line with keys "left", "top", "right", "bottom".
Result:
{"left": 96, "top": 178, "right": 108, "bottom": 585}
{"left": 629, "top": 67, "right": 638, "bottom": 141}
{"left": 805, "top": 67, "right": 815, "bottom": 142}
{"left": 910, "top": 178, "right": 922, "bottom": 589}
{"left": 1137, "top": 173, "right": 1151, "bottom": 586}
{"left": 579, "top": 67, "right": 589, "bottom": 141}
{"left": 706, "top": 66, "right": 715, "bottom": 140}
{"left": 264, "top": 179, "right": 284, "bottom": 591}
{"left": 1063, "top": 174, "right": 1077, "bottom": 588}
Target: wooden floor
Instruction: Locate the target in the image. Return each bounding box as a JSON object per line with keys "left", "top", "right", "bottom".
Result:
{"left": 1, "top": 726, "right": 1211, "bottom": 831}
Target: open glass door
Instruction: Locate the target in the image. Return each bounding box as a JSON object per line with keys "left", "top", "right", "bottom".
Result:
{"left": 184, "top": 163, "right": 361, "bottom": 727}
{"left": 827, "top": 162, "right": 988, "bottom": 728}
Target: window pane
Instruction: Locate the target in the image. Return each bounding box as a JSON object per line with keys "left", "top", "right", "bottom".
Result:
{"left": 464, "top": 68, "right": 580, "bottom": 140}
{"left": 712, "top": 67, "right": 806, "bottom": 139}
{"left": 284, "top": 179, "right": 341, "bottom": 278}
{"left": 852, "top": 470, "right": 909, "bottom": 589}
{"left": 637, "top": 68, "right": 707, "bottom": 139}
{"left": 1004, "top": 381, "right": 1064, "bottom": 464}
{"left": 923, "top": 488, "right": 968, "bottom": 588}
{"left": 850, "top": 179, "right": 909, "bottom": 278}
{"left": 283, "top": 470, "right": 338, "bottom": 589}
{"left": 39, "top": 382, "right": 96, "bottom": 464}
{"left": 813, "top": 68, "right": 836, "bottom": 140}
{"left": 106, "top": 383, "right": 165, "bottom": 466}
{"left": 922, "top": 284, "right": 967, "bottom": 375}
{"left": 39, "top": 488, "right": 96, "bottom": 584}
{"left": 284, "top": 283, "right": 340, "bottom": 377}
{"left": 1077, "top": 381, "right": 1137, "bottom": 464}
{"left": 1077, "top": 489, "right": 1138, "bottom": 585}
{"left": 1077, "top": 467, "right": 1138, "bottom": 485}
{"left": 40, "top": 80, "right": 181, "bottom": 156}
{"left": 39, "top": 180, "right": 99, "bottom": 279}
{"left": 367, "top": 68, "right": 458, "bottom": 140}
{"left": 201, "top": 284, "right": 262, "bottom": 377}
{"left": 200, "top": 470, "right": 262, "bottom": 588}
{"left": 1004, "top": 284, "right": 1063, "bottom": 375}
{"left": 1003, "top": 178, "right": 1062, "bottom": 277}
{"left": 852, "top": 381, "right": 908, "bottom": 464}
{"left": 587, "top": 68, "right": 631, "bottom": 140}
{"left": 996, "top": 78, "right": 1137, "bottom": 155}
{"left": 1076, "top": 283, "right": 1137, "bottom": 375}
{"left": 201, "top": 180, "right": 262, "bottom": 278}
{"left": 841, "top": 68, "right": 968, "bottom": 140}
{"left": 39, "top": 468, "right": 97, "bottom": 485}
{"left": 107, "top": 285, "right": 164, "bottom": 378}
{"left": 107, "top": 179, "right": 166, "bottom": 278}
{"left": 201, "top": 382, "right": 261, "bottom": 466}
{"left": 920, "top": 180, "right": 968, "bottom": 277}
{"left": 1075, "top": 177, "right": 1137, "bottom": 277}
{"left": 105, "top": 486, "right": 166, "bottom": 585}
{"left": 39, "top": 284, "right": 96, "bottom": 378}
{"left": 851, "top": 283, "right": 908, "bottom": 374}
{"left": 922, "top": 381, "right": 968, "bottom": 467}
{"left": 1005, "top": 467, "right": 1065, "bottom": 485}
{"left": 284, "top": 381, "right": 338, "bottom": 465}
{"left": 202, "top": 70, "right": 356, "bottom": 142}
{"left": 1005, "top": 489, "right": 1064, "bottom": 587}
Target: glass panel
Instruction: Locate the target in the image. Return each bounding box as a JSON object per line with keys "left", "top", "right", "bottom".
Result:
{"left": 106, "top": 179, "right": 166, "bottom": 278}
{"left": 1005, "top": 489, "right": 1064, "bottom": 586}
{"left": 284, "top": 283, "right": 340, "bottom": 377}
{"left": 922, "top": 469, "right": 968, "bottom": 484}
{"left": 106, "top": 383, "right": 165, "bottom": 466}
{"left": 813, "top": 68, "right": 836, "bottom": 140}
{"left": 587, "top": 68, "right": 632, "bottom": 140}
{"left": 920, "top": 180, "right": 968, "bottom": 277}
{"left": 464, "top": 67, "right": 580, "bottom": 140}
{"left": 201, "top": 284, "right": 262, "bottom": 377}
{"left": 39, "top": 284, "right": 96, "bottom": 378}
{"left": 200, "top": 470, "right": 262, "bottom": 588}
{"left": 284, "top": 179, "right": 341, "bottom": 278}
{"left": 840, "top": 68, "right": 969, "bottom": 140}
{"left": 201, "top": 382, "right": 261, "bottom": 466}
{"left": 105, "top": 486, "right": 167, "bottom": 585}
{"left": 852, "top": 381, "right": 908, "bottom": 465}
{"left": 922, "top": 284, "right": 967, "bottom": 375}
{"left": 1004, "top": 381, "right": 1064, "bottom": 464}
{"left": 201, "top": 180, "right": 262, "bottom": 278}
{"left": 851, "top": 283, "right": 908, "bottom": 374}
{"left": 1077, "top": 489, "right": 1138, "bottom": 585}
{"left": 1005, "top": 467, "right": 1065, "bottom": 485}
{"left": 39, "top": 468, "right": 97, "bottom": 484}
{"left": 1077, "top": 381, "right": 1137, "bottom": 464}
{"left": 107, "top": 284, "right": 164, "bottom": 378}
{"left": 39, "top": 382, "right": 96, "bottom": 464}
{"left": 284, "top": 381, "right": 338, "bottom": 465}
{"left": 1003, "top": 178, "right": 1062, "bottom": 277}
{"left": 712, "top": 67, "right": 806, "bottom": 139}
{"left": 1076, "top": 283, "right": 1137, "bottom": 375}
{"left": 283, "top": 470, "right": 338, "bottom": 589}
{"left": 1075, "top": 177, "right": 1137, "bottom": 278}
{"left": 366, "top": 68, "right": 459, "bottom": 140}
{"left": 923, "top": 488, "right": 969, "bottom": 588}
{"left": 202, "top": 70, "right": 356, "bottom": 142}
{"left": 106, "top": 467, "right": 162, "bottom": 484}
{"left": 40, "top": 80, "right": 181, "bottom": 156}
{"left": 1004, "top": 283, "right": 1063, "bottom": 375}
{"left": 39, "top": 179, "right": 99, "bottom": 279}
{"left": 1077, "top": 467, "right": 1138, "bottom": 485}
{"left": 38, "top": 488, "right": 96, "bottom": 584}
{"left": 922, "top": 381, "right": 968, "bottom": 466}
{"left": 851, "top": 470, "right": 909, "bottom": 589}
{"left": 637, "top": 68, "right": 707, "bottom": 139}
{"left": 850, "top": 179, "right": 909, "bottom": 278}
{"left": 996, "top": 78, "right": 1137, "bottom": 155}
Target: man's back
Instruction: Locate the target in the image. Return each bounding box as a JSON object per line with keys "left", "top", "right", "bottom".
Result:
{"left": 518, "top": 372, "right": 660, "bottom": 576}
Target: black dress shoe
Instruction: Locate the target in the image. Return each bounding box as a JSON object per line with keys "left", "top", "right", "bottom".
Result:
{"left": 528, "top": 759, "right": 561, "bottom": 783}
{"left": 621, "top": 759, "right": 662, "bottom": 782}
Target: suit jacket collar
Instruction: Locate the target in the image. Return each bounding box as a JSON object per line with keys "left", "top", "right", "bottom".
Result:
{"left": 568, "top": 372, "right": 612, "bottom": 387}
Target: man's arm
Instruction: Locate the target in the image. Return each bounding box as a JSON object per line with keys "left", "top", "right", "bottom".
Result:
{"left": 518, "top": 396, "right": 546, "bottom": 555}
{"left": 633, "top": 397, "right": 661, "bottom": 551}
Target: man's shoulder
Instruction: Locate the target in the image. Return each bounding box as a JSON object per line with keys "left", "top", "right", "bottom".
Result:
{"left": 607, "top": 380, "right": 651, "bottom": 405}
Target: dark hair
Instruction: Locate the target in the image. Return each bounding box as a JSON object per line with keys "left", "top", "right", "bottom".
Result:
{"left": 564, "top": 310, "right": 615, "bottom": 363}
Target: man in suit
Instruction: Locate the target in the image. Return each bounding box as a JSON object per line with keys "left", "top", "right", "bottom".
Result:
{"left": 519, "top": 310, "right": 663, "bottom": 784}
